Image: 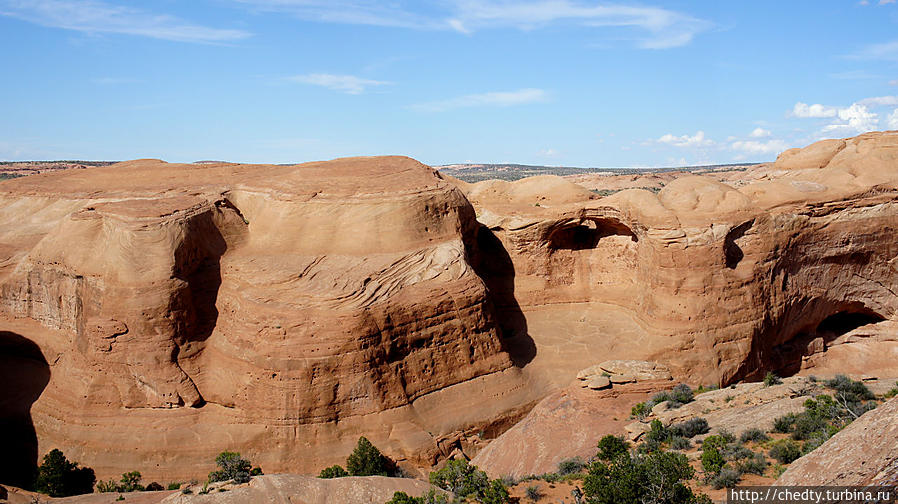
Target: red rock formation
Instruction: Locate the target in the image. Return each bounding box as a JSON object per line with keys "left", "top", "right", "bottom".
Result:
{"left": 0, "top": 157, "right": 520, "bottom": 480}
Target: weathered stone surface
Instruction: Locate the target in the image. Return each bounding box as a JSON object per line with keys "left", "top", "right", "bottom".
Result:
{"left": 586, "top": 376, "right": 611, "bottom": 389}
{"left": 777, "top": 397, "right": 898, "bottom": 486}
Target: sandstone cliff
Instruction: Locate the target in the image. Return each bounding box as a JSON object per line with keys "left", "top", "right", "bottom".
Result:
{"left": 0, "top": 157, "right": 525, "bottom": 482}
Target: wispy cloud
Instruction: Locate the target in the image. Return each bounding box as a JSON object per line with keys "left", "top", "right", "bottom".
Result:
{"left": 656, "top": 130, "right": 713, "bottom": 147}
{"left": 858, "top": 95, "right": 898, "bottom": 107}
{"left": 849, "top": 40, "right": 898, "bottom": 61}
{"left": 829, "top": 70, "right": 881, "bottom": 80}
{"left": 0, "top": 0, "right": 251, "bottom": 43}
{"left": 286, "top": 73, "right": 391, "bottom": 94}
{"left": 230, "top": 0, "right": 711, "bottom": 49}
{"left": 410, "top": 88, "right": 548, "bottom": 112}
{"left": 749, "top": 127, "right": 771, "bottom": 138}
{"left": 730, "top": 139, "right": 787, "bottom": 155}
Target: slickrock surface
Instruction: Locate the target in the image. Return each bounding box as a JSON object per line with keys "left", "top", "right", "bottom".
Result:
{"left": 0, "top": 157, "right": 525, "bottom": 481}
{"left": 777, "top": 397, "right": 898, "bottom": 486}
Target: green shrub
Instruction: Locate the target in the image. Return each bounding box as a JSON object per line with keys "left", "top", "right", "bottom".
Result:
{"left": 722, "top": 445, "right": 752, "bottom": 460}
{"left": 97, "top": 480, "right": 118, "bottom": 493}
{"left": 557, "top": 457, "right": 586, "bottom": 475}
{"left": 763, "top": 372, "right": 782, "bottom": 387}
{"left": 700, "top": 447, "right": 725, "bottom": 475}
{"left": 709, "top": 467, "right": 741, "bottom": 489}
{"left": 347, "top": 437, "right": 391, "bottom": 477}
{"left": 739, "top": 428, "right": 769, "bottom": 443}
{"left": 428, "top": 459, "right": 494, "bottom": 500}
{"left": 695, "top": 384, "right": 719, "bottom": 395}
{"left": 250, "top": 467, "right": 263, "bottom": 476}
{"left": 525, "top": 484, "right": 544, "bottom": 501}
{"left": 209, "top": 451, "right": 253, "bottom": 483}
{"left": 385, "top": 491, "right": 424, "bottom": 504}
{"left": 825, "top": 374, "right": 875, "bottom": 401}
{"left": 630, "top": 402, "right": 649, "bottom": 420}
{"left": 34, "top": 449, "right": 96, "bottom": 497}
{"left": 596, "top": 435, "right": 629, "bottom": 461}
{"left": 736, "top": 453, "right": 768, "bottom": 476}
{"left": 650, "top": 384, "right": 694, "bottom": 408}
{"left": 669, "top": 418, "right": 709, "bottom": 439}
{"left": 768, "top": 440, "right": 801, "bottom": 464}
{"left": 118, "top": 471, "right": 144, "bottom": 492}
{"left": 718, "top": 429, "right": 736, "bottom": 444}
{"left": 145, "top": 482, "right": 163, "bottom": 491}
{"left": 772, "top": 413, "right": 797, "bottom": 433}
{"left": 166, "top": 482, "right": 182, "bottom": 491}
{"left": 670, "top": 436, "right": 692, "bottom": 451}
{"left": 583, "top": 449, "right": 702, "bottom": 504}
{"left": 319, "top": 465, "right": 349, "bottom": 478}
{"left": 645, "top": 419, "right": 670, "bottom": 443}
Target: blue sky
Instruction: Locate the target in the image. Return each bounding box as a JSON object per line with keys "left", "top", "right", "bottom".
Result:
{"left": 2, "top": 1, "right": 898, "bottom": 167}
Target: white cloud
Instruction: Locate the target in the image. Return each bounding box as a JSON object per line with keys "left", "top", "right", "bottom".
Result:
{"left": 822, "top": 103, "right": 879, "bottom": 134}
{"left": 537, "top": 148, "right": 559, "bottom": 157}
{"left": 656, "top": 130, "right": 713, "bottom": 147}
{"left": 287, "top": 73, "right": 390, "bottom": 94}
{"left": 881, "top": 0, "right": 896, "bottom": 4}
{"left": 888, "top": 109, "right": 898, "bottom": 129}
{"left": 890, "top": 80, "right": 898, "bottom": 86}
{"left": 0, "top": 0, "right": 251, "bottom": 43}
{"left": 857, "top": 95, "right": 898, "bottom": 107}
{"left": 410, "top": 88, "right": 547, "bottom": 112}
{"left": 792, "top": 102, "right": 838, "bottom": 118}
{"left": 231, "top": 0, "right": 711, "bottom": 49}
{"left": 730, "top": 139, "right": 788, "bottom": 155}
{"left": 749, "top": 127, "right": 771, "bottom": 138}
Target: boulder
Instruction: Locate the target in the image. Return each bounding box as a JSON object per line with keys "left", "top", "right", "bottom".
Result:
{"left": 586, "top": 376, "right": 611, "bottom": 389}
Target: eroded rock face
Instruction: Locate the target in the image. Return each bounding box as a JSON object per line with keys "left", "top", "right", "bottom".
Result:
{"left": 0, "top": 157, "right": 518, "bottom": 480}
{"left": 456, "top": 131, "right": 898, "bottom": 390}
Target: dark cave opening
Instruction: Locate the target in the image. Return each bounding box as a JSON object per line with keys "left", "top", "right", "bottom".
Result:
{"left": 547, "top": 218, "right": 637, "bottom": 251}
{"left": 736, "top": 301, "right": 887, "bottom": 382}
{"left": 815, "top": 310, "right": 884, "bottom": 337}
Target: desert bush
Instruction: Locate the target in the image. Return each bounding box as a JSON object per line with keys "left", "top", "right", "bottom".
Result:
{"left": 739, "top": 428, "right": 769, "bottom": 443}
{"left": 34, "top": 449, "right": 96, "bottom": 497}
{"left": 630, "top": 402, "right": 650, "bottom": 420}
{"left": 209, "top": 452, "right": 252, "bottom": 483}
{"left": 669, "top": 418, "right": 709, "bottom": 438}
{"left": 557, "top": 457, "right": 586, "bottom": 475}
{"left": 772, "top": 413, "right": 797, "bottom": 433}
{"left": 595, "top": 435, "right": 629, "bottom": 461}
{"left": 385, "top": 491, "right": 424, "bottom": 504}
{"left": 645, "top": 419, "right": 670, "bottom": 443}
{"left": 763, "top": 372, "right": 782, "bottom": 387}
{"left": 145, "top": 482, "right": 163, "bottom": 491}
{"left": 721, "top": 444, "right": 752, "bottom": 460}
{"left": 118, "top": 471, "right": 144, "bottom": 492}
{"left": 768, "top": 440, "right": 801, "bottom": 464}
{"left": 736, "top": 453, "right": 768, "bottom": 476}
{"left": 318, "top": 465, "right": 349, "bottom": 478}
{"left": 347, "top": 437, "right": 391, "bottom": 477}
{"left": 428, "top": 459, "right": 508, "bottom": 503}
{"left": 166, "top": 482, "right": 182, "bottom": 491}
{"left": 825, "top": 375, "right": 874, "bottom": 401}
{"left": 525, "top": 484, "right": 544, "bottom": 501}
{"left": 695, "top": 384, "right": 719, "bottom": 395}
{"left": 96, "top": 480, "right": 118, "bottom": 493}
{"left": 669, "top": 436, "right": 692, "bottom": 451}
{"left": 718, "top": 429, "right": 736, "bottom": 444}
{"left": 651, "top": 384, "right": 694, "bottom": 408}
{"left": 700, "top": 447, "right": 725, "bottom": 475}
{"left": 709, "top": 467, "right": 741, "bottom": 490}
{"left": 583, "top": 449, "right": 703, "bottom": 504}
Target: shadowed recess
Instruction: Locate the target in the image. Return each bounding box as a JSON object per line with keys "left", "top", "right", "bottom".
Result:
{"left": 0, "top": 331, "right": 50, "bottom": 489}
